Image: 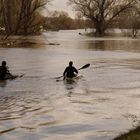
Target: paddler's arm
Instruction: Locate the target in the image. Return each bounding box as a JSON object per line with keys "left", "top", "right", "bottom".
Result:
{"left": 63, "top": 67, "right": 67, "bottom": 80}
{"left": 6, "top": 67, "right": 12, "bottom": 76}
{"left": 74, "top": 67, "right": 78, "bottom": 74}
{"left": 6, "top": 67, "right": 14, "bottom": 78}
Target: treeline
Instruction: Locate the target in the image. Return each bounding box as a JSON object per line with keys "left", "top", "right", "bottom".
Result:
{"left": 0, "top": 0, "right": 140, "bottom": 37}
{"left": 44, "top": 11, "right": 93, "bottom": 30}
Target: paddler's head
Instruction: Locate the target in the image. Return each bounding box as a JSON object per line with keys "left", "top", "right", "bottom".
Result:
{"left": 2, "top": 61, "right": 6, "bottom": 67}
{"left": 69, "top": 61, "right": 73, "bottom": 67}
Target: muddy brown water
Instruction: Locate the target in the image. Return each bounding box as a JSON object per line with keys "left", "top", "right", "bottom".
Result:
{"left": 0, "top": 30, "right": 140, "bottom": 140}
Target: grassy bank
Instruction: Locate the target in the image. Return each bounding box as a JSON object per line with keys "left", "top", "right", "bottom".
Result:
{"left": 114, "top": 126, "right": 140, "bottom": 140}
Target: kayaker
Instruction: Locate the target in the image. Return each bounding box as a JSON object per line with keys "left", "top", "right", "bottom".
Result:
{"left": 0, "top": 61, "right": 11, "bottom": 79}
{"left": 63, "top": 61, "right": 78, "bottom": 79}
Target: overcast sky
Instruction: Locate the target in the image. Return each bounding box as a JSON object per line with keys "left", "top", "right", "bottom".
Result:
{"left": 49, "top": 0, "right": 75, "bottom": 18}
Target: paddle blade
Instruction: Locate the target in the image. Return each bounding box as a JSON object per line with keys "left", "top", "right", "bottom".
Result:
{"left": 55, "top": 75, "right": 63, "bottom": 79}
{"left": 78, "top": 64, "right": 90, "bottom": 70}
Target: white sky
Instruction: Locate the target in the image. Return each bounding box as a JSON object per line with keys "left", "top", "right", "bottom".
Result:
{"left": 49, "top": 0, "right": 75, "bottom": 18}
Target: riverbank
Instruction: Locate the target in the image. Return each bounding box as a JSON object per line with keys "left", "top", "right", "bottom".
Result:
{"left": 114, "top": 126, "right": 140, "bottom": 140}
{"left": 79, "top": 28, "right": 140, "bottom": 38}
{"left": 0, "top": 35, "right": 60, "bottom": 47}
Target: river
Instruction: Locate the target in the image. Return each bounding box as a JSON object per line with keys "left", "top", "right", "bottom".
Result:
{"left": 0, "top": 30, "right": 140, "bottom": 140}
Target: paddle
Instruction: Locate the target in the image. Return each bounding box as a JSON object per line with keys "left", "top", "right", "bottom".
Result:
{"left": 78, "top": 63, "right": 90, "bottom": 70}
{"left": 4, "top": 73, "right": 25, "bottom": 80}
{"left": 55, "top": 63, "right": 90, "bottom": 79}
{"left": 12, "top": 74, "right": 24, "bottom": 79}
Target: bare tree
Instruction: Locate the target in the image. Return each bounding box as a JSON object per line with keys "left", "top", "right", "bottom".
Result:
{"left": 45, "top": 11, "right": 74, "bottom": 30}
{"left": 0, "top": 0, "right": 51, "bottom": 35}
{"left": 121, "top": 10, "right": 140, "bottom": 37}
{"left": 118, "top": 1, "right": 140, "bottom": 38}
{"left": 69, "top": 0, "right": 137, "bottom": 36}
{"left": 15, "top": 0, "right": 51, "bottom": 35}
{"left": 0, "top": 0, "right": 14, "bottom": 34}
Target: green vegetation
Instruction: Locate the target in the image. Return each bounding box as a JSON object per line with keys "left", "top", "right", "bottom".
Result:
{"left": 114, "top": 126, "right": 140, "bottom": 140}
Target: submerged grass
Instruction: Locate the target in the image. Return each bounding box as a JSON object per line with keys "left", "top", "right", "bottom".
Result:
{"left": 113, "top": 126, "right": 140, "bottom": 140}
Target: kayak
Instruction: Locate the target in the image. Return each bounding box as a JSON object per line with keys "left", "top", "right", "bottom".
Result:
{"left": 64, "top": 75, "right": 83, "bottom": 82}
{"left": 56, "top": 75, "right": 83, "bottom": 82}
{"left": 0, "top": 74, "right": 24, "bottom": 80}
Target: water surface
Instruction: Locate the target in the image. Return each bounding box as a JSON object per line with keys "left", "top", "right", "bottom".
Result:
{"left": 0, "top": 30, "right": 140, "bottom": 140}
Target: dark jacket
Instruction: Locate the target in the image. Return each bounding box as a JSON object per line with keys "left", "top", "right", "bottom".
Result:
{"left": 63, "top": 66, "right": 78, "bottom": 78}
{"left": 0, "top": 66, "right": 9, "bottom": 79}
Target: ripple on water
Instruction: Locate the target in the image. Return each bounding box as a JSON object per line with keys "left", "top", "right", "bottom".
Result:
{"left": 0, "top": 31, "right": 140, "bottom": 140}
{"left": 40, "top": 123, "right": 95, "bottom": 135}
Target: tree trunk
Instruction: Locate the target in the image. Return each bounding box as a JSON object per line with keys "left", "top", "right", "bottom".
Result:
{"left": 6, "top": 0, "right": 12, "bottom": 33}
{"left": 94, "top": 20, "right": 106, "bottom": 37}
{"left": 15, "top": 0, "right": 24, "bottom": 34}
{"left": 1, "top": 0, "right": 10, "bottom": 34}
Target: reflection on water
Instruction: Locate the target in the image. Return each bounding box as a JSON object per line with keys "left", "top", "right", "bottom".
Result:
{"left": 64, "top": 79, "right": 78, "bottom": 97}
{"left": 0, "top": 30, "right": 140, "bottom": 140}
{"left": 84, "top": 40, "right": 140, "bottom": 51}
{"left": 0, "top": 80, "right": 7, "bottom": 87}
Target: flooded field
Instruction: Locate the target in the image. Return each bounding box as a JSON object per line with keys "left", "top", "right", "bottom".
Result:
{"left": 0, "top": 30, "right": 140, "bottom": 140}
